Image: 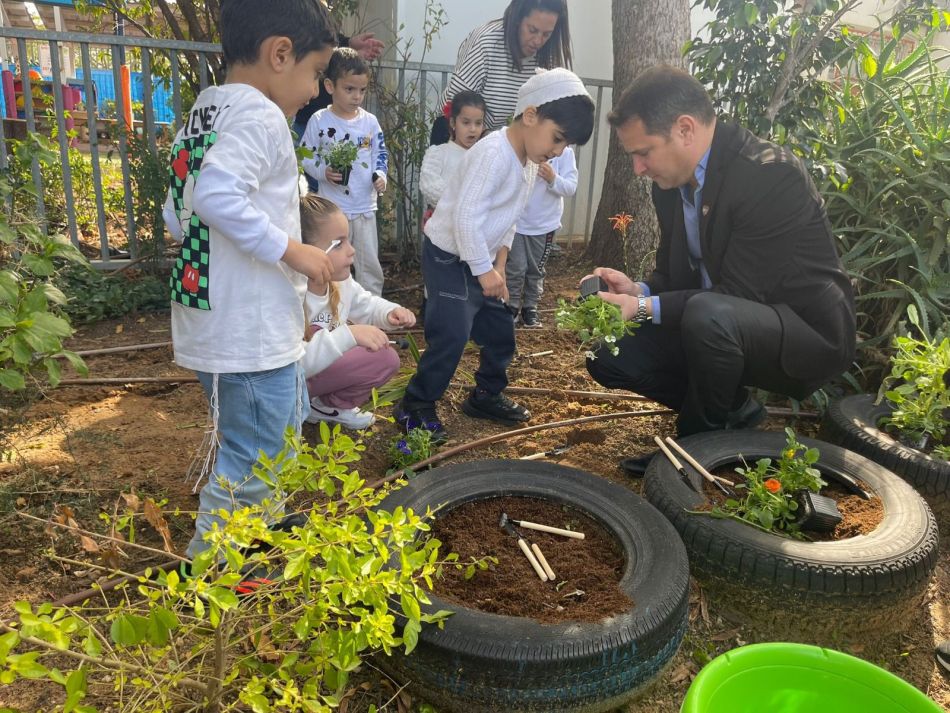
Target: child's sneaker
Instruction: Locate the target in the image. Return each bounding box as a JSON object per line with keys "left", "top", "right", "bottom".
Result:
{"left": 305, "top": 396, "right": 375, "bottom": 429}
{"left": 520, "top": 306, "right": 541, "bottom": 328}
{"left": 394, "top": 399, "right": 448, "bottom": 444}
{"left": 461, "top": 388, "right": 530, "bottom": 426}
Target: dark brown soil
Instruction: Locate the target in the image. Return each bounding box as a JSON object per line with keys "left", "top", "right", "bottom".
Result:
{"left": 428, "top": 496, "right": 630, "bottom": 623}
{"left": 699, "top": 465, "right": 884, "bottom": 540}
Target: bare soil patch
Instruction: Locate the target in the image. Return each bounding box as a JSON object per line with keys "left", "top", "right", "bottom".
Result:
{"left": 429, "top": 495, "right": 630, "bottom": 623}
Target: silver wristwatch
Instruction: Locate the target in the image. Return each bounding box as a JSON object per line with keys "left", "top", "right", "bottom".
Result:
{"left": 635, "top": 295, "right": 649, "bottom": 323}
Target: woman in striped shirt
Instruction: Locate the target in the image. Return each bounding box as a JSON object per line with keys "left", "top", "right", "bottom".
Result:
{"left": 436, "top": 0, "right": 573, "bottom": 138}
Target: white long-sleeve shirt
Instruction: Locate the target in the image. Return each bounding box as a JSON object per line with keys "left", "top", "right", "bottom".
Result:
{"left": 424, "top": 128, "right": 538, "bottom": 276}
{"left": 300, "top": 107, "right": 388, "bottom": 216}
{"left": 299, "top": 276, "right": 401, "bottom": 377}
{"left": 162, "top": 83, "right": 306, "bottom": 374}
{"left": 516, "top": 147, "right": 578, "bottom": 235}
{"left": 419, "top": 141, "right": 467, "bottom": 207}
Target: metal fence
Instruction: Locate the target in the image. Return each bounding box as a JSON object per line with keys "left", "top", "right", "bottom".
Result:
{"left": 0, "top": 26, "right": 612, "bottom": 270}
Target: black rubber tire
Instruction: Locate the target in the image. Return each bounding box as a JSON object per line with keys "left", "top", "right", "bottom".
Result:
{"left": 375, "top": 459, "right": 690, "bottom": 713}
{"left": 644, "top": 430, "right": 938, "bottom": 633}
{"left": 822, "top": 393, "right": 950, "bottom": 500}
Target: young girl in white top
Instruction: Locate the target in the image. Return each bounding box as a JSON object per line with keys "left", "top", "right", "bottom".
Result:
{"left": 298, "top": 195, "right": 416, "bottom": 429}
{"left": 419, "top": 90, "right": 487, "bottom": 218}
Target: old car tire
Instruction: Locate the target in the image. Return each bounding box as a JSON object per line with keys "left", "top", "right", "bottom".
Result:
{"left": 644, "top": 430, "right": 937, "bottom": 632}
{"left": 822, "top": 393, "right": 950, "bottom": 501}
{"left": 376, "top": 459, "right": 690, "bottom": 713}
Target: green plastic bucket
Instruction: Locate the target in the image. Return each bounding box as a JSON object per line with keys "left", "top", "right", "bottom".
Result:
{"left": 681, "top": 642, "right": 942, "bottom": 713}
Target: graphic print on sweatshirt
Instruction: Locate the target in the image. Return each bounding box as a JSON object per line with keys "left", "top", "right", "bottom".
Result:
{"left": 167, "top": 103, "right": 230, "bottom": 310}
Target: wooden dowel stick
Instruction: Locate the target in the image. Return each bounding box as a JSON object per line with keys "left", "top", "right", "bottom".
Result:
{"left": 515, "top": 520, "right": 585, "bottom": 540}
{"left": 654, "top": 435, "right": 686, "bottom": 471}
{"left": 531, "top": 543, "right": 556, "bottom": 580}
{"left": 664, "top": 437, "right": 731, "bottom": 493}
{"left": 517, "top": 538, "right": 548, "bottom": 581}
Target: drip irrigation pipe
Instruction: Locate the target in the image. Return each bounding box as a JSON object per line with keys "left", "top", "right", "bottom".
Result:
{"left": 64, "top": 341, "right": 173, "bottom": 358}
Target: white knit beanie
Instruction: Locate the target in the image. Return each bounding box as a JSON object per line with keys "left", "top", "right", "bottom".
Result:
{"left": 515, "top": 67, "right": 592, "bottom": 116}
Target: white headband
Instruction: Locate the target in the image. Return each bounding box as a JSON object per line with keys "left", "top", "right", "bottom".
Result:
{"left": 515, "top": 67, "right": 592, "bottom": 116}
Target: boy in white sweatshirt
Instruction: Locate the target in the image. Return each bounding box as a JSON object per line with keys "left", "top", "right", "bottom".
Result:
{"left": 506, "top": 146, "right": 578, "bottom": 327}
{"left": 394, "top": 69, "right": 594, "bottom": 442}
{"left": 298, "top": 195, "right": 416, "bottom": 429}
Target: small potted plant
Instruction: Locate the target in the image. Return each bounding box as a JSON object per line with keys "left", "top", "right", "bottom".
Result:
{"left": 555, "top": 293, "right": 638, "bottom": 359}
{"left": 317, "top": 132, "right": 367, "bottom": 187}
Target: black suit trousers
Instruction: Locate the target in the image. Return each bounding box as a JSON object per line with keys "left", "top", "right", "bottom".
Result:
{"left": 586, "top": 292, "right": 808, "bottom": 436}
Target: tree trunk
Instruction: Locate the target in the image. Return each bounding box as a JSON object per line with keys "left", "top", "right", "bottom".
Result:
{"left": 585, "top": 0, "right": 691, "bottom": 276}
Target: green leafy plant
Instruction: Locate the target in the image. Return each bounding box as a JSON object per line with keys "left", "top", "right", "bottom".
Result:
{"left": 389, "top": 427, "right": 434, "bottom": 472}
{"left": 58, "top": 263, "right": 168, "bottom": 324}
{"left": 555, "top": 296, "right": 638, "bottom": 358}
{"left": 317, "top": 137, "right": 366, "bottom": 174}
{"left": 0, "top": 133, "right": 88, "bottom": 392}
{"left": 0, "top": 424, "right": 470, "bottom": 712}
{"left": 878, "top": 308, "right": 950, "bottom": 458}
{"left": 708, "top": 427, "right": 827, "bottom": 538}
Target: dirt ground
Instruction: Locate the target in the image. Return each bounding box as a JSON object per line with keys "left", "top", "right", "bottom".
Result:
{"left": 1, "top": 249, "right": 949, "bottom": 712}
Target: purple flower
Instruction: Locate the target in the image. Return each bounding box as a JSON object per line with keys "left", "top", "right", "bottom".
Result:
{"left": 397, "top": 440, "right": 411, "bottom": 455}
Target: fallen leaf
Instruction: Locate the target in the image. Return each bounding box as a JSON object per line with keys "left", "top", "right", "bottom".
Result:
{"left": 15, "top": 497, "right": 26, "bottom": 507}
{"left": 669, "top": 663, "right": 692, "bottom": 684}
{"left": 98, "top": 545, "right": 123, "bottom": 569}
{"left": 79, "top": 535, "right": 100, "bottom": 553}
{"left": 397, "top": 689, "right": 412, "bottom": 713}
{"left": 15, "top": 566, "right": 37, "bottom": 581}
{"left": 115, "top": 325, "right": 124, "bottom": 334}
{"left": 144, "top": 498, "right": 175, "bottom": 553}
{"left": 120, "top": 491, "right": 141, "bottom": 512}
{"left": 137, "top": 317, "right": 146, "bottom": 323}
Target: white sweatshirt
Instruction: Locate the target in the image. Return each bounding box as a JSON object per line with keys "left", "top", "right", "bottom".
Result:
{"left": 162, "top": 83, "right": 306, "bottom": 374}
{"left": 516, "top": 147, "right": 578, "bottom": 235}
{"left": 424, "top": 128, "right": 538, "bottom": 276}
{"left": 419, "top": 141, "right": 467, "bottom": 207}
{"left": 300, "top": 276, "right": 401, "bottom": 377}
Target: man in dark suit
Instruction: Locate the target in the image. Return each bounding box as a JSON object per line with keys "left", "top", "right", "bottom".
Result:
{"left": 586, "top": 65, "right": 855, "bottom": 438}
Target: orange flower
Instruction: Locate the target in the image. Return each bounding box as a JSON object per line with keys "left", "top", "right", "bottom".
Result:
{"left": 764, "top": 478, "right": 782, "bottom": 494}
{"left": 609, "top": 212, "right": 634, "bottom": 235}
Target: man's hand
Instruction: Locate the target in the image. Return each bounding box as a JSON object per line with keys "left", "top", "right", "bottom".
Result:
{"left": 596, "top": 291, "right": 641, "bottom": 321}
{"left": 387, "top": 307, "right": 416, "bottom": 328}
{"left": 348, "top": 32, "right": 385, "bottom": 61}
{"left": 587, "top": 267, "right": 641, "bottom": 296}
{"left": 350, "top": 324, "right": 390, "bottom": 352}
{"left": 538, "top": 161, "right": 556, "bottom": 184}
{"left": 478, "top": 268, "right": 506, "bottom": 299}
{"left": 282, "top": 241, "right": 332, "bottom": 286}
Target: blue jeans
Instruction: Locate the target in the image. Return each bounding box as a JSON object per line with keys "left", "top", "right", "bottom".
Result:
{"left": 187, "top": 362, "right": 307, "bottom": 557}
{"left": 404, "top": 238, "right": 515, "bottom": 407}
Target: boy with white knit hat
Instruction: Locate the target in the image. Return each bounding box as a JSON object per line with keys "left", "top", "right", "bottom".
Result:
{"left": 395, "top": 68, "right": 595, "bottom": 441}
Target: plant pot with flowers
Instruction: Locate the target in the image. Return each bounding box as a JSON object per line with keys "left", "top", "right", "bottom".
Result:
{"left": 644, "top": 428, "right": 937, "bottom": 636}
{"left": 822, "top": 311, "right": 950, "bottom": 519}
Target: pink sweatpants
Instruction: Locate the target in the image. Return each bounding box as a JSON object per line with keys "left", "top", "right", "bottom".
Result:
{"left": 306, "top": 346, "right": 401, "bottom": 409}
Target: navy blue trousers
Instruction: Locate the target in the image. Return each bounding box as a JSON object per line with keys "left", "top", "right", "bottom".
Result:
{"left": 404, "top": 238, "right": 515, "bottom": 408}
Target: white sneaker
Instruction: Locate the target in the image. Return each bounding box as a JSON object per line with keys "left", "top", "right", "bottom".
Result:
{"left": 305, "top": 396, "right": 375, "bottom": 429}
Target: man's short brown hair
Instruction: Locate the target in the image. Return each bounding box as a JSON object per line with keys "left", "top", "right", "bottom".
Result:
{"left": 608, "top": 65, "right": 715, "bottom": 135}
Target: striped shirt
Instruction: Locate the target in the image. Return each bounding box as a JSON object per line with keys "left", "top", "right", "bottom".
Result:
{"left": 442, "top": 19, "right": 540, "bottom": 132}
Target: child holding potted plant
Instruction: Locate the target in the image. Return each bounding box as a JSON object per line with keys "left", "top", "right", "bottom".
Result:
{"left": 301, "top": 47, "right": 389, "bottom": 296}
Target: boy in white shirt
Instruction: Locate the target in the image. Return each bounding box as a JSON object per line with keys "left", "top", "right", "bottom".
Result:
{"left": 506, "top": 146, "right": 578, "bottom": 327}
{"left": 301, "top": 47, "right": 389, "bottom": 296}
{"left": 163, "top": 0, "right": 336, "bottom": 558}
{"left": 394, "top": 69, "right": 595, "bottom": 442}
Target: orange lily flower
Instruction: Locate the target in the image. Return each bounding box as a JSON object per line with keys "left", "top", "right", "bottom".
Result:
{"left": 609, "top": 212, "right": 634, "bottom": 235}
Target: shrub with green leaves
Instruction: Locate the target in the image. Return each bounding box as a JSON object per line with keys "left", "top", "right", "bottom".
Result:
{"left": 0, "top": 135, "right": 88, "bottom": 392}
{"left": 708, "top": 427, "right": 827, "bottom": 538}
{"left": 0, "top": 424, "right": 480, "bottom": 712}
{"left": 879, "top": 309, "right": 950, "bottom": 458}
{"left": 555, "top": 296, "right": 638, "bottom": 358}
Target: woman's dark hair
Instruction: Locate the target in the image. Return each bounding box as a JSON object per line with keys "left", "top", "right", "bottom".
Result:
{"left": 325, "top": 46, "right": 369, "bottom": 83}
{"left": 503, "top": 0, "right": 572, "bottom": 72}
{"left": 608, "top": 65, "right": 715, "bottom": 135}
{"left": 221, "top": 0, "right": 337, "bottom": 66}
{"left": 537, "top": 94, "right": 595, "bottom": 145}
{"left": 450, "top": 90, "right": 487, "bottom": 120}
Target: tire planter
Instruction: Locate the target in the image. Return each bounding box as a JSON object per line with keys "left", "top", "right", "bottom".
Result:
{"left": 375, "top": 459, "right": 690, "bottom": 713}
{"left": 644, "top": 430, "right": 938, "bottom": 635}
{"left": 822, "top": 394, "right": 950, "bottom": 516}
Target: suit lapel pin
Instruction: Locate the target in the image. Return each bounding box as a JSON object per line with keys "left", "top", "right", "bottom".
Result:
{"left": 702, "top": 205, "right": 710, "bottom": 216}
